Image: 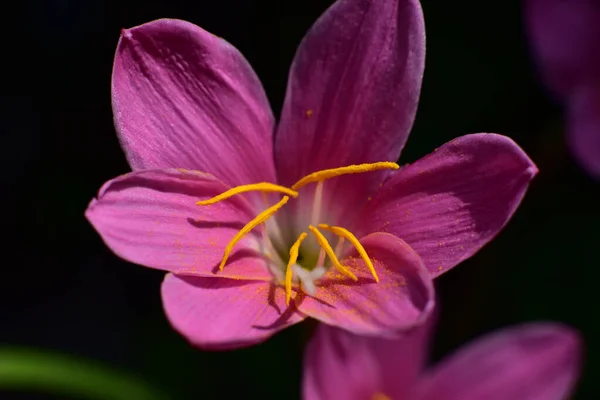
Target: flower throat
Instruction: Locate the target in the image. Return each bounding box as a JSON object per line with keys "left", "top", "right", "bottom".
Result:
{"left": 196, "top": 162, "right": 399, "bottom": 304}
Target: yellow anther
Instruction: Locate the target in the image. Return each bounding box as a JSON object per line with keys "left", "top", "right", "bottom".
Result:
{"left": 218, "top": 196, "right": 289, "bottom": 271}
{"left": 319, "top": 224, "right": 379, "bottom": 282}
{"left": 285, "top": 232, "right": 308, "bottom": 305}
{"left": 291, "top": 162, "right": 399, "bottom": 190}
{"left": 308, "top": 225, "right": 357, "bottom": 281}
{"left": 196, "top": 183, "right": 298, "bottom": 206}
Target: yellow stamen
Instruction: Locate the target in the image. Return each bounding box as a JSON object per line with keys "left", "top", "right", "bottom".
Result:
{"left": 319, "top": 224, "right": 379, "bottom": 282}
{"left": 291, "top": 162, "right": 399, "bottom": 190}
{"left": 218, "top": 196, "right": 289, "bottom": 271}
{"left": 308, "top": 225, "right": 357, "bottom": 281}
{"left": 195, "top": 162, "right": 396, "bottom": 290}
{"left": 196, "top": 183, "right": 298, "bottom": 206}
{"left": 285, "top": 232, "right": 308, "bottom": 305}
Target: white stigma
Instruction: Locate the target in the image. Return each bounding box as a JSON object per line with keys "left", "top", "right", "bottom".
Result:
{"left": 291, "top": 264, "right": 327, "bottom": 296}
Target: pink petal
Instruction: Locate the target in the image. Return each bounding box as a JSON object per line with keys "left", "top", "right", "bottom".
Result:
{"left": 275, "top": 0, "right": 425, "bottom": 210}
{"left": 358, "top": 134, "right": 537, "bottom": 277}
{"left": 85, "top": 169, "right": 272, "bottom": 281}
{"left": 525, "top": 0, "right": 600, "bottom": 97}
{"left": 411, "top": 323, "right": 582, "bottom": 400}
{"left": 302, "top": 320, "right": 434, "bottom": 400}
{"left": 161, "top": 274, "right": 306, "bottom": 349}
{"left": 298, "top": 232, "right": 434, "bottom": 335}
{"left": 112, "top": 19, "right": 276, "bottom": 186}
{"left": 567, "top": 85, "right": 600, "bottom": 178}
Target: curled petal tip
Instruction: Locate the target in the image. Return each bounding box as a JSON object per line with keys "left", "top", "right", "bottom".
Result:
{"left": 120, "top": 28, "right": 132, "bottom": 40}
{"left": 527, "top": 165, "right": 539, "bottom": 178}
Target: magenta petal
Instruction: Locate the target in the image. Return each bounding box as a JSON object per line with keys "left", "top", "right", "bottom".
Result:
{"left": 359, "top": 134, "right": 537, "bottom": 277}
{"left": 112, "top": 19, "right": 276, "bottom": 186}
{"left": 303, "top": 321, "right": 433, "bottom": 400}
{"left": 412, "top": 323, "right": 582, "bottom": 400}
{"left": 525, "top": 0, "right": 600, "bottom": 97}
{"left": 85, "top": 169, "right": 272, "bottom": 281}
{"left": 298, "top": 232, "right": 434, "bottom": 336}
{"left": 161, "top": 274, "right": 306, "bottom": 349}
{"left": 275, "top": 0, "right": 425, "bottom": 207}
{"left": 567, "top": 85, "right": 600, "bottom": 178}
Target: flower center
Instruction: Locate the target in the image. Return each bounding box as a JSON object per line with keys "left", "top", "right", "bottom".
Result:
{"left": 196, "top": 162, "right": 399, "bottom": 304}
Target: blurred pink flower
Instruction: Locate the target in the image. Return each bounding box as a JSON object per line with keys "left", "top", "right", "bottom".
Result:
{"left": 303, "top": 321, "right": 581, "bottom": 400}
{"left": 526, "top": 0, "right": 600, "bottom": 178}
{"left": 86, "top": 0, "right": 536, "bottom": 349}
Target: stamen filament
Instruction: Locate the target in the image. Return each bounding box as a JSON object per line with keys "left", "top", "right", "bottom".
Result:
{"left": 334, "top": 236, "right": 345, "bottom": 259}
{"left": 310, "top": 181, "right": 324, "bottom": 227}
{"left": 197, "top": 183, "right": 298, "bottom": 206}
{"left": 316, "top": 246, "right": 326, "bottom": 268}
{"left": 319, "top": 224, "right": 379, "bottom": 282}
{"left": 261, "top": 226, "right": 285, "bottom": 267}
{"left": 218, "top": 196, "right": 289, "bottom": 271}
{"left": 285, "top": 232, "right": 308, "bottom": 305}
{"left": 291, "top": 162, "right": 399, "bottom": 190}
{"left": 308, "top": 225, "right": 358, "bottom": 281}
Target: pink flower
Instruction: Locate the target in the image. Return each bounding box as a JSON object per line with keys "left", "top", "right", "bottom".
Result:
{"left": 303, "top": 321, "right": 581, "bottom": 400}
{"left": 86, "top": 0, "right": 536, "bottom": 349}
{"left": 525, "top": 0, "right": 600, "bottom": 178}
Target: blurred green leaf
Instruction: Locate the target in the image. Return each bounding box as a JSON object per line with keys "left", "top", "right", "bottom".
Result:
{"left": 0, "top": 347, "right": 166, "bottom": 400}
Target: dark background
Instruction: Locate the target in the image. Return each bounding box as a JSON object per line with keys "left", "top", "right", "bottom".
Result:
{"left": 1, "top": 0, "right": 598, "bottom": 398}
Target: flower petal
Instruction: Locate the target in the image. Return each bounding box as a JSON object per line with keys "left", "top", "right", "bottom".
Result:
{"left": 275, "top": 0, "right": 425, "bottom": 208}
{"left": 302, "top": 320, "right": 434, "bottom": 400}
{"left": 112, "top": 19, "right": 276, "bottom": 186}
{"left": 525, "top": 0, "right": 600, "bottom": 97}
{"left": 85, "top": 169, "right": 272, "bottom": 281}
{"left": 567, "top": 85, "right": 600, "bottom": 178}
{"left": 161, "top": 274, "right": 305, "bottom": 349}
{"left": 359, "top": 134, "right": 537, "bottom": 277}
{"left": 298, "top": 232, "right": 434, "bottom": 335}
{"left": 411, "top": 323, "right": 582, "bottom": 400}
